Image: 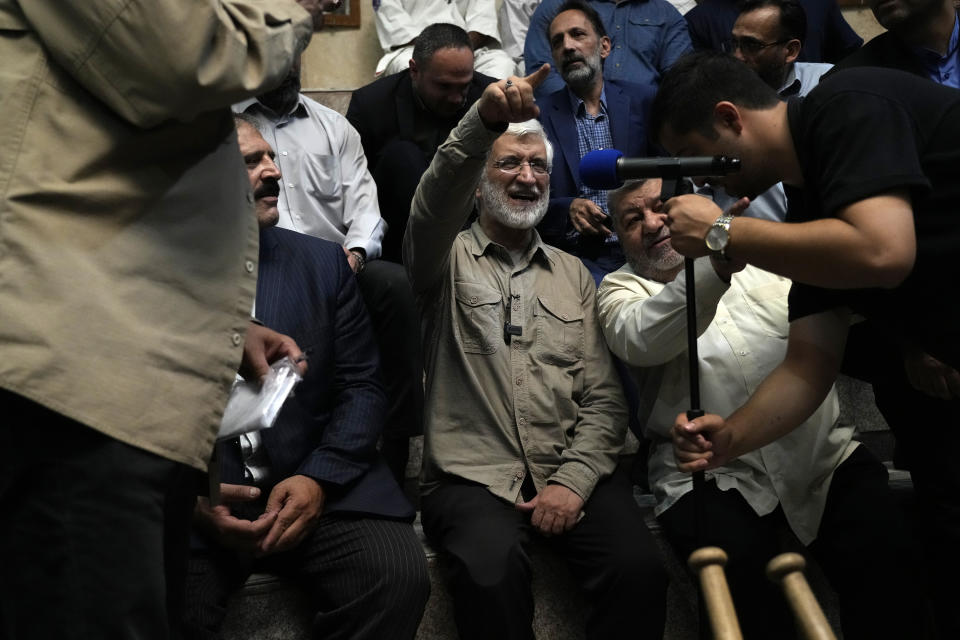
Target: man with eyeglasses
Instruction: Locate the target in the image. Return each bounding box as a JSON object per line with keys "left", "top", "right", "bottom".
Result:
{"left": 727, "top": 0, "right": 831, "bottom": 95}
{"left": 685, "top": 0, "right": 861, "bottom": 62}
{"left": 537, "top": 0, "right": 656, "bottom": 284}
{"left": 404, "top": 65, "right": 668, "bottom": 640}
{"left": 699, "top": 0, "right": 831, "bottom": 224}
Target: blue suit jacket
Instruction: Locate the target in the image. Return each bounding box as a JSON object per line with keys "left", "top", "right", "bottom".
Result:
{"left": 217, "top": 226, "right": 413, "bottom": 521}
{"left": 537, "top": 79, "right": 656, "bottom": 251}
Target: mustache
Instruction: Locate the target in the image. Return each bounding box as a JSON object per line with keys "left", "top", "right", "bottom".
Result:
{"left": 562, "top": 53, "right": 586, "bottom": 69}
{"left": 644, "top": 229, "right": 670, "bottom": 249}
{"left": 255, "top": 178, "right": 280, "bottom": 200}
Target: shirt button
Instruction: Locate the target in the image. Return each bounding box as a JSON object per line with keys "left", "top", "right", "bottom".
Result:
{"left": 246, "top": 192, "right": 254, "bottom": 203}
{"left": 231, "top": 332, "right": 242, "bottom": 347}
{"left": 281, "top": 151, "right": 289, "bottom": 156}
{"left": 470, "top": 296, "right": 478, "bottom": 304}
{"left": 287, "top": 182, "right": 295, "bottom": 188}
{"left": 516, "top": 377, "right": 523, "bottom": 386}
{"left": 561, "top": 313, "right": 568, "bottom": 320}
{"left": 739, "top": 350, "right": 747, "bottom": 356}
{"left": 244, "top": 260, "right": 255, "bottom": 273}
{"left": 518, "top": 417, "right": 526, "bottom": 425}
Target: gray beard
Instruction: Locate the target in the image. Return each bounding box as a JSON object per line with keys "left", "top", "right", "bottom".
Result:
{"left": 479, "top": 176, "right": 549, "bottom": 230}
{"left": 560, "top": 47, "right": 602, "bottom": 93}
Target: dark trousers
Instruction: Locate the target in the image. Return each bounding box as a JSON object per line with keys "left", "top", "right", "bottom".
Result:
{"left": 182, "top": 515, "right": 430, "bottom": 640}
{"left": 658, "top": 446, "right": 925, "bottom": 640}
{"left": 873, "top": 372, "right": 960, "bottom": 639}
{"left": 371, "top": 139, "right": 430, "bottom": 264}
{"left": 357, "top": 258, "right": 424, "bottom": 484}
{"left": 0, "top": 390, "right": 198, "bottom": 640}
{"left": 843, "top": 323, "right": 960, "bottom": 638}
{"left": 421, "top": 471, "right": 668, "bottom": 640}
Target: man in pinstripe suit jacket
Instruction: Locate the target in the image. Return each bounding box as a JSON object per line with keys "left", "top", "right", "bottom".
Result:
{"left": 180, "top": 118, "right": 430, "bottom": 640}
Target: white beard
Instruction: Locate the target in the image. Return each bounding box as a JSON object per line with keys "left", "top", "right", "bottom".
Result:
{"left": 479, "top": 174, "right": 549, "bottom": 230}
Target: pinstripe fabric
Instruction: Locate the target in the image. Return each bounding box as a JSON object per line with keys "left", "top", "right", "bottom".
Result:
{"left": 183, "top": 227, "right": 428, "bottom": 638}
{"left": 217, "top": 226, "right": 413, "bottom": 520}
{"left": 183, "top": 515, "right": 429, "bottom": 640}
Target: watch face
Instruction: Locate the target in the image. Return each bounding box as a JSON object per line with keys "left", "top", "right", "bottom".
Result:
{"left": 705, "top": 226, "right": 728, "bottom": 251}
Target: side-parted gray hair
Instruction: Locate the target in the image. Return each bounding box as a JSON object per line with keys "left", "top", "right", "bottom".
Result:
{"left": 607, "top": 179, "right": 648, "bottom": 228}
{"left": 502, "top": 119, "right": 554, "bottom": 169}
{"left": 233, "top": 111, "right": 262, "bottom": 132}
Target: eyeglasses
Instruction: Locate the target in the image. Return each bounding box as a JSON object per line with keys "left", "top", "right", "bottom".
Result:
{"left": 491, "top": 157, "right": 550, "bottom": 176}
{"left": 723, "top": 36, "right": 788, "bottom": 55}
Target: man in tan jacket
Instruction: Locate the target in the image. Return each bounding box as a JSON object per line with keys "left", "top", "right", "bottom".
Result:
{"left": 0, "top": 2, "right": 331, "bottom": 637}
{"left": 405, "top": 66, "right": 667, "bottom": 640}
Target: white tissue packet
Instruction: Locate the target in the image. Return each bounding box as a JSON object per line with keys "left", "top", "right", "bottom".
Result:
{"left": 217, "top": 356, "right": 302, "bottom": 441}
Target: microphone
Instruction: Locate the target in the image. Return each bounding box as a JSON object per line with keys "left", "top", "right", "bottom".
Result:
{"left": 578, "top": 149, "right": 741, "bottom": 189}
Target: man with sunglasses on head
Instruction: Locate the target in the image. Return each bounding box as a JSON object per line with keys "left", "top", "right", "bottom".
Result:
{"left": 404, "top": 65, "right": 668, "bottom": 640}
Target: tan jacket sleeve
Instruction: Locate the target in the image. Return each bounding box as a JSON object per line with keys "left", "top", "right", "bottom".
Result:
{"left": 404, "top": 103, "right": 501, "bottom": 293}
{"left": 14, "top": 0, "right": 313, "bottom": 127}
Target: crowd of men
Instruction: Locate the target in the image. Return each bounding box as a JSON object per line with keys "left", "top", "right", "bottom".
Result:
{"left": 3, "top": 0, "right": 960, "bottom": 639}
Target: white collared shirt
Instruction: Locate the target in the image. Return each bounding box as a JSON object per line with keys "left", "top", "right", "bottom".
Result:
{"left": 234, "top": 95, "right": 387, "bottom": 259}
{"left": 598, "top": 260, "right": 857, "bottom": 544}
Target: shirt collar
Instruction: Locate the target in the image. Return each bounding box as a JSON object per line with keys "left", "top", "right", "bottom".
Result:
{"left": 236, "top": 95, "right": 309, "bottom": 121}
{"left": 913, "top": 12, "right": 960, "bottom": 65}
{"left": 567, "top": 85, "right": 608, "bottom": 118}
{"left": 467, "top": 220, "right": 553, "bottom": 268}
{"left": 778, "top": 64, "right": 801, "bottom": 97}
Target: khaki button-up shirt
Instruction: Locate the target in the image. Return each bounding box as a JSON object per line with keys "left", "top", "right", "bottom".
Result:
{"left": 0, "top": 0, "right": 312, "bottom": 470}
{"left": 405, "top": 104, "right": 627, "bottom": 504}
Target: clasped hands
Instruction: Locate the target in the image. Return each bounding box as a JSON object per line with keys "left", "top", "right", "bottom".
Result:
{"left": 195, "top": 475, "right": 325, "bottom": 556}
{"left": 516, "top": 483, "right": 584, "bottom": 537}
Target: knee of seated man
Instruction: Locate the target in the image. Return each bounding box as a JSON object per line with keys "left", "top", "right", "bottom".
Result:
{"left": 452, "top": 536, "right": 529, "bottom": 589}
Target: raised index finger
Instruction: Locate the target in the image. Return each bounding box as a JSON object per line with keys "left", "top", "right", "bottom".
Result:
{"left": 524, "top": 63, "right": 552, "bottom": 90}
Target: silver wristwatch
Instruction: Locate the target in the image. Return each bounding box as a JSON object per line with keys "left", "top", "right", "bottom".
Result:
{"left": 704, "top": 212, "right": 734, "bottom": 259}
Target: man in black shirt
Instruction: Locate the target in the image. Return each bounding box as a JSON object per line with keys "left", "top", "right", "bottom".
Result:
{"left": 650, "top": 51, "right": 960, "bottom": 636}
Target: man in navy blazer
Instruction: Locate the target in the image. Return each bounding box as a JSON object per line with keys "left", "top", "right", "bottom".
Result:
{"left": 181, "top": 116, "right": 430, "bottom": 640}
{"left": 537, "top": 1, "right": 656, "bottom": 284}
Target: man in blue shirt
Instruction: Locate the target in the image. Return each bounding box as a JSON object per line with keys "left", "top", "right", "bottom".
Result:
{"left": 525, "top": 0, "right": 692, "bottom": 99}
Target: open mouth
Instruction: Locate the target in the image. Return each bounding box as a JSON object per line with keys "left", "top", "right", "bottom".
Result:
{"left": 647, "top": 234, "right": 671, "bottom": 250}
{"left": 508, "top": 192, "right": 539, "bottom": 203}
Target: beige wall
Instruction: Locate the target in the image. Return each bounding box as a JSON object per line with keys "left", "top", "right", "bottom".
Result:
{"left": 301, "top": 3, "right": 885, "bottom": 92}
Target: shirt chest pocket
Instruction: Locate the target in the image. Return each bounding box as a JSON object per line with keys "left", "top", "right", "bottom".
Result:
{"left": 743, "top": 282, "right": 790, "bottom": 339}
{"left": 626, "top": 16, "right": 666, "bottom": 66}
{"left": 454, "top": 282, "right": 503, "bottom": 354}
{"left": 301, "top": 153, "right": 342, "bottom": 203}
{"left": 534, "top": 296, "right": 584, "bottom": 366}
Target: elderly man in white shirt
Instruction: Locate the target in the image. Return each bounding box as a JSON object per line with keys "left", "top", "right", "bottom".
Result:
{"left": 596, "top": 178, "right": 923, "bottom": 639}
{"left": 375, "top": 0, "right": 516, "bottom": 77}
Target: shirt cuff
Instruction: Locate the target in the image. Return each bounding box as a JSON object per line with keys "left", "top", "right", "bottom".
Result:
{"left": 548, "top": 461, "right": 600, "bottom": 503}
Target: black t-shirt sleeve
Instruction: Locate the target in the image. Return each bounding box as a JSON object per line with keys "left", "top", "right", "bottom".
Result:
{"left": 802, "top": 90, "right": 930, "bottom": 217}
{"left": 787, "top": 281, "right": 848, "bottom": 322}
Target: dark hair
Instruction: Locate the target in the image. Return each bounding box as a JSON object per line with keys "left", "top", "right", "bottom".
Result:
{"left": 547, "top": 1, "right": 607, "bottom": 40}
{"left": 737, "top": 0, "right": 807, "bottom": 43}
{"left": 412, "top": 23, "right": 472, "bottom": 69}
{"left": 650, "top": 51, "right": 780, "bottom": 143}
